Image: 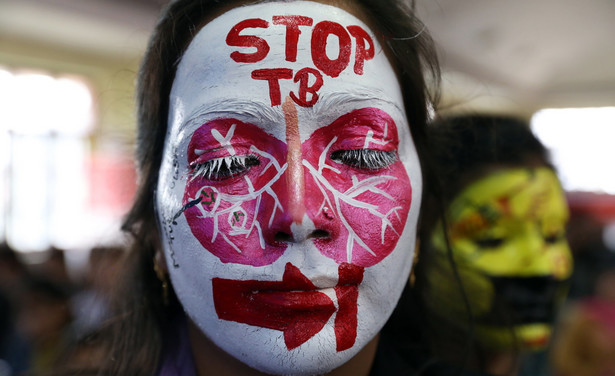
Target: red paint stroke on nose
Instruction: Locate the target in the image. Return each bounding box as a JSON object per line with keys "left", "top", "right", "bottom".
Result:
{"left": 334, "top": 263, "right": 364, "bottom": 351}
{"left": 212, "top": 263, "right": 336, "bottom": 350}
{"left": 283, "top": 97, "right": 306, "bottom": 224}
{"left": 212, "top": 263, "right": 364, "bottom": 351}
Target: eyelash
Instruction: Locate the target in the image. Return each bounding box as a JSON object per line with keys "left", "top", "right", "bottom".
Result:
{"left": 189, "top": 148, "right": 395, "bottom": 180}
{"left": 474, "top": 230, "right": 566, "bottom": 249}
{"left": 330, "top": 149, "right": 397, "bottom": 170}
{"left": 190, "top": 155, "right": 260, "bottom": 181}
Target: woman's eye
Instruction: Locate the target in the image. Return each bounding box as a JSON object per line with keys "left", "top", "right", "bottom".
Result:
{"left": 190, "top": 155, "right": 259, "bottom": 181}
{"left": 474, "top": 236, "right": 505, "bottom": 249}
{"left": 330, "top": 149, "right": 397, "bottom": 170}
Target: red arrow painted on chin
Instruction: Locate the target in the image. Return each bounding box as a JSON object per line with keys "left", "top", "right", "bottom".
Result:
{"left": 212, "top": 262, "right": 364, "bottom": 351}
{"left": 335, "top": 262, "right": 364, "bottom": 351}
{"left": 213, "top": 263, "right": 336, "bottom": 350}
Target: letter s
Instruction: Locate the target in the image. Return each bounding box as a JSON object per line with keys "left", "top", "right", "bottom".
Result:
{"left": 226, "top": 19, "right": 270, "bottom": 63}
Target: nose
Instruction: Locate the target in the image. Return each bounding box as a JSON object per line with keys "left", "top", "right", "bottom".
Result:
{"left": 515, "top": 225, "right": 549, "bottom": 273}
{"left": 265, "top": 97, "right": 336, "bottom": 245}
{"left": 283, "top": 97, "right": 306, "bottom": 224}
{"left": 274, "top": 217, "right": 332, "bottom": 243}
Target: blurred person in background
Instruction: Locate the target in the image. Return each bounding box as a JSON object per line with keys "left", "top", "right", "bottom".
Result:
{"left": 565, "top": 213, "right": 615, "bottom": 300}
{"left": 413, "top": 114, "right": 573, "bottom": 376}
{"left": 71, "top": 245, "right": 124, "bottom": 338}
{"left": 1, "top": 289, "right": 31, "bottom": 376}
{"left": 0, "top": 243, "right": 28, "bottom": 306}
{"left": 0, "top": 243, "right": 31, "bottom": 375}
{"left": 17, "top": 275, "right": 73, "bottom": 374}
{"left": 550, "top": 269, "right": 615, "bottom": 376}
{"left": 28, "top": 248, "right": 72, "bottom": 290}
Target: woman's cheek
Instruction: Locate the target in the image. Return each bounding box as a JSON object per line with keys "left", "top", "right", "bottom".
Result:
{"left": 182, "top": 120, "right": 290, "bottom": 267}
{"left": 302, "top": 147, "right": 412, "bottom": 266}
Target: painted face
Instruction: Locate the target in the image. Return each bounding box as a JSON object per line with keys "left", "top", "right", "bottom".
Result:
{"left": 426, "top": 167, "right": 572, "bottom": 349}
{"left": 156, "top": 2, "right": 421, "bottom": 375}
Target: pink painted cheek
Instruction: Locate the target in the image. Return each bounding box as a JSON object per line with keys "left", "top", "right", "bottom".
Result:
{"left": 302, "top": 108, "right": 412, "bottom": 267}
{"left": 183, "top": 119, "right": 290, "bottom": 266}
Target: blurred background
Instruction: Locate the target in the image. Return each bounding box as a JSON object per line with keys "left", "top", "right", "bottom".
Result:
{"left": 0, "top": 0, "right": 614, "bottom": 373}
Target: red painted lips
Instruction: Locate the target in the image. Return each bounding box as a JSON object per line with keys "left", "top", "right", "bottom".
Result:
{"left": 213, "top": 262, "right": 364, "bottom": 350}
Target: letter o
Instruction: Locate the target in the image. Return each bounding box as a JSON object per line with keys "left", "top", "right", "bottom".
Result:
{"left": 311, "top": 21, "right": 351, "bottom": 78}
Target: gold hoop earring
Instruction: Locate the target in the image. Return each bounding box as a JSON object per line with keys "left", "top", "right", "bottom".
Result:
{"left": 153, "top": 257, "right": 170, "bottom": 306}
{"left": 410, "top": 240, "right": 420, "bottom": 287}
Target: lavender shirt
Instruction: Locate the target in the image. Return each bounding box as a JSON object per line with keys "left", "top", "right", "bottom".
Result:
{"left": 156, "top": 316, "right": 197, "bottom": 376}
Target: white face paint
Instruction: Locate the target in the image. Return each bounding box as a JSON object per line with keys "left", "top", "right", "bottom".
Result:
{"left": 156, "top": 1, "right": 422, "bottom": 374}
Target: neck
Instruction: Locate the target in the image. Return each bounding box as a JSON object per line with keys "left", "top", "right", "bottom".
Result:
{"left": 187, "top": 318, "right": 379, "bottom": 376}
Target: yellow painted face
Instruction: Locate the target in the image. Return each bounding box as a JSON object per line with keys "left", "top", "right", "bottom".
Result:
{"left": 425, "top": 167, "right": 573, "bottom": 350}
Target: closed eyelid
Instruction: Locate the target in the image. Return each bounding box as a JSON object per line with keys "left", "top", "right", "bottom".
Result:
{"left": 187, "top": 119, "right": 264, "bottom": 162}
{"left": 190, "top": 154, "right": 259, "bottom": 181}
{"left": 193, "top": 146, "right": 226, "bottom": 156}
{"left": 330, "top": 149, "right": 397, "bottom": 170}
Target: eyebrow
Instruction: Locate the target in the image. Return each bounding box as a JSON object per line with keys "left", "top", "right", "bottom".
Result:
{"left": 183, "top": 99, "right": 284, "bottom": 130}
{"left": 181, "top": 89, "right": 403, "bottom": 130}
{"left": 313, "top": 89, "right": 403, "bottom": 115}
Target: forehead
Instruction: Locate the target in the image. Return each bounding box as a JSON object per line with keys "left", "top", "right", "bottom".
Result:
{"left": 450, "top": 168, "right": 569, "bottom": 221}
{"left": 169, "top": 0, "right": 405, "bottom": 139}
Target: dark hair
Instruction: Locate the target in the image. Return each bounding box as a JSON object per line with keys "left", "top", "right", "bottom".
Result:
{"left": 81, "top": 1, "right": 442, "bottom": 375}
{"left": 430, "top": 114, "right": 551, "bottom": 200}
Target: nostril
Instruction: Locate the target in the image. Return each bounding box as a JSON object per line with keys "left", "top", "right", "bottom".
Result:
{"left": 308, "top": 229, "right": 330, "bottom": 239}
{"left": 273, "top": 229, "right": 330, "bottom": 243}
{"left": 274, "top": 232, "right": 294, "bottom": 243}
